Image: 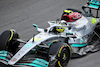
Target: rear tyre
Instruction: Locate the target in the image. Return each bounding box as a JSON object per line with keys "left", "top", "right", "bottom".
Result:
{"left": 48, "top": 41, "right": 71, "bottom": 67}
{"left": 0, "top": 29, "right": 20, "bottom": 53}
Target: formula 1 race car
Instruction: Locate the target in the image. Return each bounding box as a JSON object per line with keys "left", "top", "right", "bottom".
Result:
{"left": 0, "top": 0, "right": 100, "bottom": 67}
{"left": 0, "top": 24, "right": 71, "bottom": 67}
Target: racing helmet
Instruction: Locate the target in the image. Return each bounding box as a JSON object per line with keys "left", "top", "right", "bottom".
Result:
{"left": 56, "top": 26, "right": 65, "bottom": 33}
{"left": 61, "top": 12, "right": 82, "bottom": 22}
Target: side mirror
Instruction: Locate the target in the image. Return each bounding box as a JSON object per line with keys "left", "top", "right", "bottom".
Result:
{"left": 33, "top": 24, "right": 44, "bottom": 32}
{"left": 33, "top": 24, "right": 38, "bottom": 29}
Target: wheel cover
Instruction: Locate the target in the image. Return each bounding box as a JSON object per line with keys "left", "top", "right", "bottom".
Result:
{"left": 58, "top": 45, "right": 70, "bottom": 67}
{"left": 59, "top": 48, "right": 68, "bottom": 65}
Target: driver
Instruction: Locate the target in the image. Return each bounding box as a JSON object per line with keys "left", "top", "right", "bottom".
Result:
{"left": 56, "top": 20, "right": 66, "bottom": 33}
{"left": 56, "top": 26, "right": 65, "bottom": 33}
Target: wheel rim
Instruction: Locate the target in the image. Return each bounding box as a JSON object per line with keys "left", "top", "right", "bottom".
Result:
{"left": 61, "top": 48, "right": 68, "bottom": 64}
{"left": 62, "top": 53, "right": 67, "bottom": 60}
{"left": 58, "top": 47, "right": 69, "bottom": 66}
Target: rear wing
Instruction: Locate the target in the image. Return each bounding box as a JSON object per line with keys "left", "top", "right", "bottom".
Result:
{"left": 82, "top": 0, "right": 100, "bottom": 17}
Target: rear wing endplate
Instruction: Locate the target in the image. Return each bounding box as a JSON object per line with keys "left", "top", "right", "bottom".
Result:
{"left": 82, "top": 0, "right": 100, "bottom": 17}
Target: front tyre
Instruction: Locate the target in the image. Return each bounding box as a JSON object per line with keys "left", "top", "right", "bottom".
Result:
{"left": 48, "top": 41, "right": 71, "bottom": 67}
{"left": 0, "top": 29, "right": 20, "bottom": 53}
{"left": 56, "top": 45, "right": 71, "bottom": 67}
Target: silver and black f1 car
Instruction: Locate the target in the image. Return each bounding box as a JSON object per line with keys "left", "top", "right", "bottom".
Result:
{"left": 0, "top": 0, "right": 100, "bottom": 67}
{"left": 0, "top": 24, "right": 71, "bottom": 67}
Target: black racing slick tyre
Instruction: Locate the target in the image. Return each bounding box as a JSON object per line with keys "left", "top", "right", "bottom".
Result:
{"left": 0, "top": 29, "right": 20, "bottom": 53}
{"left": 48, "top": 41, "right": 71, "bottom": 67}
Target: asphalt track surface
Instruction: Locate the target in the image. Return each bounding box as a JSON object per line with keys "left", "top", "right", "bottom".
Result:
{"left": 0, "top": 0, "right": 100, "bottom": 67}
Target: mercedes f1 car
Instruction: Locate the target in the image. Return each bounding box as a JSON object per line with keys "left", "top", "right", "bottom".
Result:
{"left": 0, "top": 0, "right": 100, "bottom": 67}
